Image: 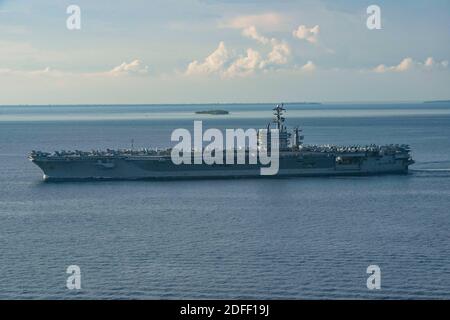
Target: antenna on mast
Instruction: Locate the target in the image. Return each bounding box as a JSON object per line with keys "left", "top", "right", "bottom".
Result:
{"left": 273, "top": 103, "right": 286, "bottom": 130}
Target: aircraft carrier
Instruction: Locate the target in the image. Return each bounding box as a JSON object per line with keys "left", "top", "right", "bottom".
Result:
{"left": 29, "top": 104, "right": 414, "bottom": 181}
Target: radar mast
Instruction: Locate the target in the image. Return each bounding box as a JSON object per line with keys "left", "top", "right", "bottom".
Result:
{"left": 273, "top": 103, "right": 286, "bottom": 130}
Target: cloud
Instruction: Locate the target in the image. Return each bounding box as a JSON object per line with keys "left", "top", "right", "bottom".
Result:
{"left": 222, "top": 13, "right": 285, "bottom": 30}
{"left": 373, "top": 57, "right": 448, "bottom": 73}
{"left": 185, "top": 42, "right": 261, "bottom": 78}
{"left": 395, "top": 57, "right": 414, "bottom": 72}
{"left": 242, "top": 26, "right": 269, "bottom": 44}
{"left": 265, "top": 39, "right": 290, "bottom": 66}
{"left": 424, "top": 57, "right": 434, "bottom": 67}
{"left": 293, "top": 25, "right": 320, "bottom": 44}
{"left": 373, "top": 58, "right": 413, "bottom": 73}
{"left": 107, "top": 60, "right": 149, "bottom": 76}
{"left": 300, "top": 61, "right": 316, "bottom": 72}
{"left": 242, "top": 26, "right": 291, "bottom": 67}
{"left": 185, "top": 41, "right": 229, "bottom": 76}
{"left": 224, "top": 38, "right": 291, "bottom": 77}
{"left": 185, "top": 26, "right": 293, "bottom": 78}
{"left": 223, "top": 48, "right": 263, "bottom": 78}
{"left": 423, "top": 57, "right": 448, "bottom": 69}
{"left": 0, "top": 60, "right": 150, "bottom": 78}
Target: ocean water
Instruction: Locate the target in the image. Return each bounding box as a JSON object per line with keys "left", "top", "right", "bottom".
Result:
{"left": 0, "top": 103, "right": 449, "bottom": 299}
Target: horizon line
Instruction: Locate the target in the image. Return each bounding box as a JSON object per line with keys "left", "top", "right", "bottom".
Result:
{"left": 1, "top": 99, "right": 449, "bottom": 107}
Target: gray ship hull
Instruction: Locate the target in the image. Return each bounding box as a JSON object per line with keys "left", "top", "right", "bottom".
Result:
{"left": 31, "top": 152, "right": 412, "bottom": 181}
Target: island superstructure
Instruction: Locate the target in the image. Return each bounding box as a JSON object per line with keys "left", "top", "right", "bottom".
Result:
{"left": 29, "top": 104, "right": 414, "bottom": 181}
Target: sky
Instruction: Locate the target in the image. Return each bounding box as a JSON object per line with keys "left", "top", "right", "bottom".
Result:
{"left": 0, "top": 0, "right": 449, "bottom": 104}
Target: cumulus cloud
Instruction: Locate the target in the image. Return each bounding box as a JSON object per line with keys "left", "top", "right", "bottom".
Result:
{"left": 107, "top": 59, "right": 149, "bottom": 76}
{"left": 265, "top": 39, "right": 290, "bottom": 66}
{"left": 373, "top": 58, "right": 413, "bottom": 73}
{"left": 185, "top": 26, "right": 293, "bottom": 78}
{"left": 373, "top": 57, "right": 448, "bottom": 73}
{"left": 395, "top": 57, "right": 413, "bottom": 72}
{"left": 242, "top": 26, "right": 270, "bottom": 45}
{"left": 224, "top": 48, "right": 263, "bottom": 78}
{"left": 293, "top": 25, "right": 320, "bottom": 44}
{"left": 185, "top": 42, "right": 229, "bottom": 76}
{"left": 242, "top": 26, "right": 291, "bottom": 68}
{"left": 424, "top": 57, "right": 434, "bottom": 67}
{"left": 423, "top": 57, "right": 448, "bottom": 69}
{"left": 185, "top": 42, "right": 262, "bottom": 78}
{"left": 300, "top": 61, "right": 316, "bottom": 72}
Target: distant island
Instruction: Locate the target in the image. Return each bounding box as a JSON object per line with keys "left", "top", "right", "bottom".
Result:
{"left": 423, "top": 100, "right": 450, "bottom": 104}
{"left": 195, "top": 109, "right": 229, "bottom": 115}
{"left": 295, "top": 102, "right": 322, "bottom": 105}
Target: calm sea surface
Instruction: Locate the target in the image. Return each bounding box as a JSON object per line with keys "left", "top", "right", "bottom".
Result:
{"left": 0, "top": 103, "right": 449, "bottom": 299}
